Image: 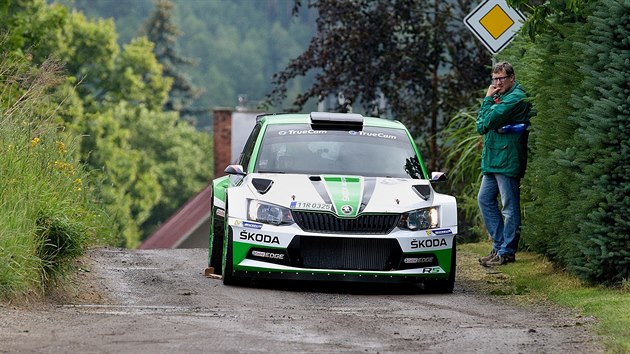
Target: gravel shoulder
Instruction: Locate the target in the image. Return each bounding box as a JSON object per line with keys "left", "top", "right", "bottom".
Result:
{"left": 0, "top": 247, "right": 603, "bottom": 353}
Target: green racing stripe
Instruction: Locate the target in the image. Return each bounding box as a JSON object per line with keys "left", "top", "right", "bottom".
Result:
{"left": 322, "top": 176, "right": 362, "bottom": 217}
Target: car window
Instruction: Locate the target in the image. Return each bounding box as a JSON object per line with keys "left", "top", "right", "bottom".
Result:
{"left": 255, "top": 124, "right": 425, "bottom": 179}
{"left": 239, "top": 123, "right": 262, "bottom": 171}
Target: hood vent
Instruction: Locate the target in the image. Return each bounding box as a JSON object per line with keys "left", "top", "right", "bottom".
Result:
{"left": 252, "top": 178, "right": 274, "bottom": 194}
{"left": 412, "top": 184, "right": 431, "bottom": 200}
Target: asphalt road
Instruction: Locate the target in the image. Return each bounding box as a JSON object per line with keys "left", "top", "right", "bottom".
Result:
{"left": 0, "top": 248, "right": 603, "bottom": 353}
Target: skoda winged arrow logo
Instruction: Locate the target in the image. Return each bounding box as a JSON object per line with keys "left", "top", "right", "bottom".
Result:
{"left": 341, "top": 205, "right": 353, "bottom": 214}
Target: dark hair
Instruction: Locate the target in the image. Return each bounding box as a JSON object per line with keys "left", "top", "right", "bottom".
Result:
{"left": 492, "top": 61, "right": 514, "bottom": 76}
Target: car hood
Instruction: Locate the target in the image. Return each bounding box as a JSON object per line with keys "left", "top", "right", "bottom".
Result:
{"left": 245, "top": 173, "right": 435, "bottom": 217}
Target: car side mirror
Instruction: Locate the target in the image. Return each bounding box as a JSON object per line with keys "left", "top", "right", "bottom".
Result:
{"left": 430, "top": 172, "right": 448, "bottom": 183}
{"left": 224, "top": 164, "right": 247, "bottom": 176}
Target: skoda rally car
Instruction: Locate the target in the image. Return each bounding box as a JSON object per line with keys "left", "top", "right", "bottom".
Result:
{"left": 209, "top": 112, "right": 457, "bottom": 292}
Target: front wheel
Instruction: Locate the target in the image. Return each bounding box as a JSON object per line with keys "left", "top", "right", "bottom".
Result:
{"left": 208, "top": 201, "right": 224, "bottom": 274}
{"left": 222, "top": 226, "right": 236, "bottom": 285}
{"left": 221, "top": 225, "right": 248, "bottom": 286}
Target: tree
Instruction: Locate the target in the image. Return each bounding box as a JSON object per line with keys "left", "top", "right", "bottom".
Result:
{"left": 129, "top": 107, "right": 214, "bottom": 235}
{"left": 565, "top": 0, "right": 629, "bottom": 284}
{"left": 63, "top": 0, "right": 319, "bottom": 128}
{"left": 266, "top": 0, "right": 491, "bottom": 169}
{"left": 506, "top": 0, "right": 595, "bottom": 41}
{"left": 142, "top": 0, "right": 206, "bottom": 124}
{"left": 499, "top": 0, "right": 629, "bottom": 285}
{"left": 3, "top": 0, "right": 214, "bottom": 247}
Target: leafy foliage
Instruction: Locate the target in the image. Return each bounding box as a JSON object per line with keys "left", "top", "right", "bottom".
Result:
{"left": 506, "top": 0, "right": 596, "bottom": 40}
{"left": 504, "top": 28, "right": 586, "bottom": 262}
{"left": 120, "top": 104, "right": 214, "bottom": 238}
{"left": 266, "top": 0, "right": 491, "bottom": 169}
{"left": 2, "top": 0, "right": 214, "bottom": 247}
{"left": 142, "top": 0, "right": 206, "bottom": 123}
{"left": 499, "top": 0, "right": 629, "bottom": 284}
{"left": 437, "top": 0, "right": 628, "bottom": 285}
{"left": 0, "top": 49, "right": 114, "bottom": 299}
{"left": 440, "top": 104, "right": 484, "bottom": 241}
{"left": 564, "top": 0, "right": 629, "bottom": 284}
{"left": 66, "top": 0, "right": 319, "bottom": 129}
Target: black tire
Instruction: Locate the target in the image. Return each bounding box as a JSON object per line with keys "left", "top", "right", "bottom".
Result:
{"left": 221, "top": 207, "right": 249, "bottom": 286}
{"left": 222, "top": 226, "right": 237, "bottom": 285}
{"left": 223, "top": 226, "right": 249, "bottom": 285}
{"left": 429, "top": 242, "right": 456, "bottom": 294}
{"left": 208, "top": 196, "right": 224, "bottom": 274}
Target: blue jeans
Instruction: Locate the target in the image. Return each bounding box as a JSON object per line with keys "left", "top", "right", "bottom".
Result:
{"left": 478, "top": 173, "right": 521, "bottom": 256}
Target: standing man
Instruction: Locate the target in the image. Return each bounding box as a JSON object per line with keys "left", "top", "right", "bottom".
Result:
{"left": 476, "top": 61, "right": 531, "bottom": 267}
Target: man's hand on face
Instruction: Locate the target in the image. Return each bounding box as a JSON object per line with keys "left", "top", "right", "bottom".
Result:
{"left": 486, "top": 84, "right": 500, "bottom": 97}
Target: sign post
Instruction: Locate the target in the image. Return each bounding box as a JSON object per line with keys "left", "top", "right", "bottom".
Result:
{"left": 464, "top": 0, "right": 526, "bottom": 55}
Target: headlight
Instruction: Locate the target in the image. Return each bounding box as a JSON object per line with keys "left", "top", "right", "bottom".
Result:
{"left": 399, "top": 207, "right": 439, "bottom": 230}
{"left": 248, "top": 200, "right": 294, "bottom": 225}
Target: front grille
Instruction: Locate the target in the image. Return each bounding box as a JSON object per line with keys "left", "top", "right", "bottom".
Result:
{"left": 292, "top": 211, "right": 400, "bottom": 234}
{"left": 288, "top": 236, "right": 402, "bottom": 271}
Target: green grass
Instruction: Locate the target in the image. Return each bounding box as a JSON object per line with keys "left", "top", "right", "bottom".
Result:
{"left": 461, "top": 242, "right": 630, "bottom": 353}
{"left": 0, "top": 53, "right": 114, "bottom": 300}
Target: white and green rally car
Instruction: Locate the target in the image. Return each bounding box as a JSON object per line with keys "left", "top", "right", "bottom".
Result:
{"left": 209, "top": 112, "right": 457, "bottom": 292}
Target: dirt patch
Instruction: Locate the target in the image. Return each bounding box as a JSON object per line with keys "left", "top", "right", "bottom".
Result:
{"left": 45, "top": 253, "right": 114, "bottom": 306}
{"left": 57, "top": 248, "right": 510, "bottom": 304}
{"left": 0, "top": 247, "right": 603, "bottom": 353}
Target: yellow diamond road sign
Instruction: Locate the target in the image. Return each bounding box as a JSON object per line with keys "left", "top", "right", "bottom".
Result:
{"left": 464, "top": 0, "right": 525, "bottom": 55}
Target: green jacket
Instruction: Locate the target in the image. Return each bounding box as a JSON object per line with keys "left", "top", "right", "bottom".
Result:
{"left": 476, "top": 81, "right": 531, "bottom": 178}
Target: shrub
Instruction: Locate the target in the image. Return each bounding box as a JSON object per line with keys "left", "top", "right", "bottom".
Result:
{"left": 0, "top": 51, "right": 114, "bottom": 299}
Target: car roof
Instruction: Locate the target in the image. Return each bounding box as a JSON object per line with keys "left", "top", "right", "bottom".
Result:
{"left": 256, "top": 112, "right": 407, "bottom": 130}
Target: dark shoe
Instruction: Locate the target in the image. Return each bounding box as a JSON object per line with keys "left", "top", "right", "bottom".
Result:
{"left": 478, "top": 249, "right": 497, "bottom": 264}
{"left": 481, "top": 254, "right": 515, "bottom": 267}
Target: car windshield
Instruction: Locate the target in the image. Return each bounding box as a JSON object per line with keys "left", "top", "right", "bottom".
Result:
{"left": 255, "top": 124, "right": 425, "bottom": 179}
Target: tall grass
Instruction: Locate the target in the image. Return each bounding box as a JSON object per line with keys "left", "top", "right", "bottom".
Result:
{"left": 440, "top": 105, "right": 485, "bottom": 241}
{"left": 0, "top": 51, "right": 114, "bottom": 300}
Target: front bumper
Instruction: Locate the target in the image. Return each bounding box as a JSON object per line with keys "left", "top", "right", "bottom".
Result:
{"left": 229, "top": 218, "right": 456, "bottom": 283}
